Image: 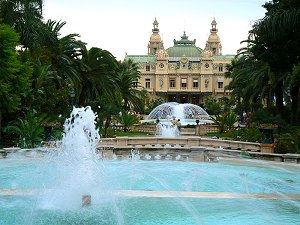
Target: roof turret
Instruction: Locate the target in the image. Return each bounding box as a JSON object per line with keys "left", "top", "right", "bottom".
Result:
{"left": 148, "top": 18, "right": 163, "bottom": 55}
{"left": 205, "top": 18, "right": 222, "bottom": 56}
{"left": 167, "top": 31, "right": 202, "bottom": 57}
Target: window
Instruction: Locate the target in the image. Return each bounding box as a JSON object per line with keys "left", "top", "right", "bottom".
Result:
{"left": 133, "top": 82, "right": 138, "bottom": 88}
{"left": 219, "top": 64, "right": 223, "bottom": 72}
{"left": 218, "top": 82, "right": 223, "bottom": 89}
{"left": 145, "top": 78, "right": 151, "bottom": 88}
{"left": 170, "top": 78, "right": 175, "bottom": 88}
{"left": 146, "top": 64, "right": 150, "bottom": 71}
{"left": 181, "top": 78, "right": 187, "bottom": 88}
{"left": 193, "top": 79, "right": 198, "bottom": 88}
{"left": 212, "top": 48, "right": 216, "bottom": 55}
{"left": 153, "top": 48, "right": 157, "bottom": 54}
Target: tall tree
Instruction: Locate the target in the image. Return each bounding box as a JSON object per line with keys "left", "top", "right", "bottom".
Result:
{"left": 249, "top": 8, "right": 300, "bottom": 116}
{"left": 225, "top": 53, "right": 274, "bottom": 110}
{"left": 0, "top": 23, "right": 32, "bottom": 143}
{"left": 227, "top": 0, "right": 300, "bottom": 124}
{"left": 36, "top": 20, "right": 86, "bottom": 91}
{"left": 79, "top": 47, "right": 118, "bottom": 105}
{"left": 115, "top": 59, "right": 144, "bottom": 112}
{"left": 0, "top": 0, "right": 44, "bottom": 51}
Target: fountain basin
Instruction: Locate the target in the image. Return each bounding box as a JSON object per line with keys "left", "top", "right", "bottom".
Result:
{"left": 0, "top": 158, "right": 299, "bottom": 225}
{"left": 1, "top": 106, "right": 299, "bottom": 225}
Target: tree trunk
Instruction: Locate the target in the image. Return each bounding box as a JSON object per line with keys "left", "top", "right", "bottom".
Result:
{"left": 274, "top": 80, "right": 284, "bottom": 116}
{"left": 104, "top": 116, "right": 111, "bottom": 137}
{"left": 291, "top": 85, "right": 300, "bottom": 125}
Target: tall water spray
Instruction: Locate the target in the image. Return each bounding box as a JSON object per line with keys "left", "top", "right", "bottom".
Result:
{"left": 43, "top": 106, "right": 103, "bottom": 209}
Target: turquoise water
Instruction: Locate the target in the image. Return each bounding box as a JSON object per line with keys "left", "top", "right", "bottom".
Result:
{"left": 0, "top": 157, "right": 299, "bottom": 225}
{"left": 1, "top": 158, "right": 299, "bottom": 194}
{"left": 1, "top": 195, "right": 299, "bottom": 225}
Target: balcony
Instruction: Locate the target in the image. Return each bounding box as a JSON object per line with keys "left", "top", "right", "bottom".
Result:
{"left": 214, "top": 88, "right": 224, "bottom": 93}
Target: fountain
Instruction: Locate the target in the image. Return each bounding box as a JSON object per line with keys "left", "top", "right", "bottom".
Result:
{"left": 146, "top": 102, "right": 213, "bottom": 125}
{"left": 42, "top": 106, "right": 103, "bottom": 209}
{"left": 155, "top": 115, "right": 180, "bottom": 137}
{"left": 0, "top": 106, "right": 300, "bottom": 225}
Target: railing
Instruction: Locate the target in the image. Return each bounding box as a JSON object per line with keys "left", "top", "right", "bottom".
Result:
{"left": 98, "top": 136, "right": 274, "bottom": 153}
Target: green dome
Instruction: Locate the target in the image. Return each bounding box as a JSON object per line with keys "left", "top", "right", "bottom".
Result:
{"left": 167, "top": 31, "right": 202, "bottom": 57}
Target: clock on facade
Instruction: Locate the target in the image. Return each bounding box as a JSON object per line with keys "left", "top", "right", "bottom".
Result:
{"left": 159, "top": 63, "right": 164, "bottom": 68}
{"left": 205, "top": 63, "right": 209, "bottom": 68}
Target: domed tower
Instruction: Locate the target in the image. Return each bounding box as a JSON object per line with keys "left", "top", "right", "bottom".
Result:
{"left": 167, "top": 31, "right": 202, "bottom": 57}
{"left": 205, "top": 18, "right": 222, "bottom": 56}
{"left": 148, "top": 18, "right": 163, "bottom": 55}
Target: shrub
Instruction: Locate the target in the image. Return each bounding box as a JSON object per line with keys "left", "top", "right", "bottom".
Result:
{"left": 239, "top": 127, "right": 262, "bottom": 142}
{"left": 275, "top": 126, "right": 300, "bottom": 153}
{"left": 117, "top": 111, "right": 139, "bottom": 132}
{"left": 4, "top": 111, "right": 47, "bottom": 148}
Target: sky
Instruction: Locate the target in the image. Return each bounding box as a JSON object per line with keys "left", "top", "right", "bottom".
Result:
{"left": 43, "top": 0, "right": 267, "bottom": 60}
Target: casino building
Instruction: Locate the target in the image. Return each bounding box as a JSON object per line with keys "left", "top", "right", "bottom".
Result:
{"left": 125, "top": 18, "right": 234, "bottom": 106}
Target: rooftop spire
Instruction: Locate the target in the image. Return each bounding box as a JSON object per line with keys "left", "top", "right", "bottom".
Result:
{"left": 152, "top": 17, "right": 159, "bottom": 33}
{"left": 181, "top": 31, "right": 188, "bottom": 40}
{"left": 210, "top": 18, "right": 218, "bottom": 33}
{"left": 148, "top": 18, "right": 163, "bottom": 55}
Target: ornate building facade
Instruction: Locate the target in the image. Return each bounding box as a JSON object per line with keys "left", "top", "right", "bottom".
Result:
{"left": 125, "top": 18, "right": 234, "bottom": 106}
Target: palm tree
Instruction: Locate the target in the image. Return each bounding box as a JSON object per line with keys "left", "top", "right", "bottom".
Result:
{"left": 41, "top": 20, "right": 86, "bottom": 94}
{"left": 3, "top": 111, "right": 47, "bottom": 148}
{"left": 79, "top": 47, "right": 119, "bottom": 105}
{"left": 244, "top": 6, "right": 300, "bottom": 122}
{"left": 0, "top": 0, "right": 44, "bottom": 51}
{"left": 117, "top": 110, "right": 138, "bottom": 132}
{"left": 19, "top": 20, "right": 87, "bottom": 115}
{"left": 115, "top": 59, "right": 144, "bottom": 112}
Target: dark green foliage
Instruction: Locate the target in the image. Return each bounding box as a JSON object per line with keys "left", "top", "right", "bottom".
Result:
{"left": 248, "top": 108, "right": 285, "bottom": 127}
{"left": 275, "top": 126, "right": 300, "bottom": 153}
{"left": 0, "top": 23, "right": 32, "bottom": 142}
{"left": 0, "top": 0, "right": 44, "bottom": 51}
{"left": 145, "top": 98, "right": 163, "bottom": 114}
{"left": 79, "top": 47, "right": 118, "bottom": 105}
{"left": 239, "top": 128, "right": 263, "bottom": 143}
{"left": 3, "top": 111, "right": 47, "bottom": 148}
{"left": 117, "top": 111, "right": 138, "bottom": 132}
{"left": 0, "top": 1, "right": 147, "bottom": 146}
{"left": 91, "top": 93, "right": 121, "bottom": 137}
{"left": 115, "top": 59, "right": 144, "bottom": 112}
{"left": 0, "top": 24, "right": 32, "bottom": 111}
{"left": 204, "top": 96, "right": 233, "bottom": 115}
{"left": 203, "top": 96, "right": 222, "bottom": 115}
{"left": 211, "top": 112, "right": 237, "bottom": 133}
{"left": 226, "top": 0, "right": 300, "bottom": 125}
